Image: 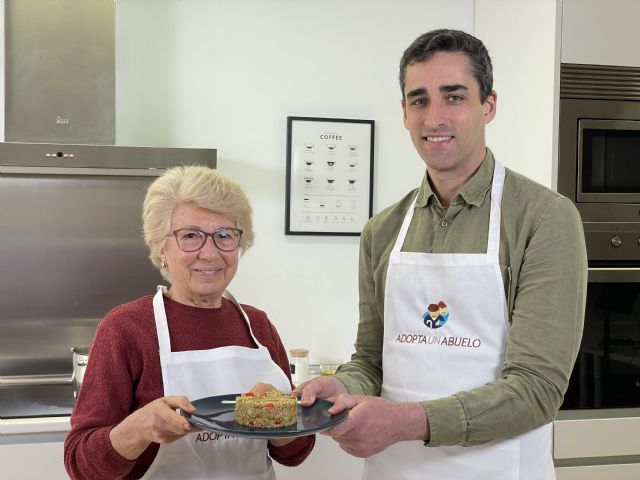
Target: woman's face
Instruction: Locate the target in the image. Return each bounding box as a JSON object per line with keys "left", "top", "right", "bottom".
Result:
{"left": 161, "top": 203, "right": 239, "bottom": 308}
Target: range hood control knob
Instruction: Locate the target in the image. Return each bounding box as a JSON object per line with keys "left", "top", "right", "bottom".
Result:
{"left": 611, "top": 235, "right": 622, "bottom": 248}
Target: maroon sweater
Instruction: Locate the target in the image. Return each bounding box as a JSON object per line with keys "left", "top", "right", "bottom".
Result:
{"left": 64, "top": 294, "right": 314, "bottom": 479}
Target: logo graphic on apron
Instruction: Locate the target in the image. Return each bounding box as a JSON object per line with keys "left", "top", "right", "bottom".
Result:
{"left": 422, "top": 301, "right": 449, "bottom": 329}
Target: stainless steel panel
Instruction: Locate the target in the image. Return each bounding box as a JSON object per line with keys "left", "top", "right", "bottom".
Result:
{"left": 0, "top": 143, "right": 216, "bottom": 386}
{"left": 582, "top": 224, "right": 640, "bottom": 262}
{"left": 560, "top": 63, "right": 640, "bottom": 101}
{"left": 0, "top": 142, "right": 215, "bottom": 169}
{"left": 0, "top": 384, "right": 74, "bottom": 419}
{"left": 0, "top": 173, "right": 159, "bottom": 379}
{"left": 4, "top": 0, "right": 115, "bottom": 144}
{"left": 0, "top": 166, "right": 165, "bottom": 177}
{"left": 588, "top": 267, "right": 640, "bottom": 283}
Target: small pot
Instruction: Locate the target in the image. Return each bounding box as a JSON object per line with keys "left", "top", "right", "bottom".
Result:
{"left": 71, "top": 345, "right": 90, "bottom": 399}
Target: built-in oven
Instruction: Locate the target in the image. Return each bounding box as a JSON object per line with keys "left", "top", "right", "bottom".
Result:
{"left": 562, "top": 267, "right": 640, "bottom": 410}
{"left": 554, "top": 265, "right": 640, "bottom": 478}
{"left": 555, "top": 63, "right": 640, "bottom": 478}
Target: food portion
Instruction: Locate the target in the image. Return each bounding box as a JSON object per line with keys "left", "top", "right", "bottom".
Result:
{"left": 235, "top": 389, "right": 297, "bottom": 428}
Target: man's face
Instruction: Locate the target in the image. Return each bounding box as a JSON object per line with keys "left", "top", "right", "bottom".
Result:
{"left": 401, "top": 52, "right": 496, "bottom": 175}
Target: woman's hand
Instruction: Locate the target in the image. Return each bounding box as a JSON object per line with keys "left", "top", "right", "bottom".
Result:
{"left": 109, "top": 396, "right": 201, "bottom": 460}
{"left": 248, "top": 382, "right": 278, "bottom": 394}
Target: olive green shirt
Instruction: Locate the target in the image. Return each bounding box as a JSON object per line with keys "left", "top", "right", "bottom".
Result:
{"left": 335, "top": 149, "right": 587, "bottom": 447}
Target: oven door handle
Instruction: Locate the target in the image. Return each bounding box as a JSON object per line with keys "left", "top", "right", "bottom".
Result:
{"left": 588, "top": 267, "right": 640, "bottom": 282}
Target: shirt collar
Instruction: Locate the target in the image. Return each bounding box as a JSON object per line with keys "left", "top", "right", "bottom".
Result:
{"left": 415, "top": 148, "right": 496, "bottom": 208}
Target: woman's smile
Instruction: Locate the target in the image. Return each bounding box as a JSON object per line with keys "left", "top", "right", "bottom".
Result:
{"left": 192, "top": 265, "right": 223, "bottom": 276}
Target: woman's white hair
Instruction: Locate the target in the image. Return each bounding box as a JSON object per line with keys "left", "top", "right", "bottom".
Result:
{"left": 142, "top": 165, "right": 254, "bottom": 281}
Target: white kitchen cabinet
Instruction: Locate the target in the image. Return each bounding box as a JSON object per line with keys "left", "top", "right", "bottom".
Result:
{"left": 556, "top": 464, "right": 640, "bottom": 480}
{"left": 553, "top": 412, "right": 640, "bottom": 479}
{"left": 561, "top": 0, "right": 640, "bottom": 67}
{"left": 0, "top": 441, "right": 68, "bottom": 479}
{"left": 7, "top": 415, "right": 636, "bottom": 479}
{"left": 0, "top": 418, "right": 69, "bottom": 479}
{"left": 274, "top": 434, "right": 363, "bottom": 479}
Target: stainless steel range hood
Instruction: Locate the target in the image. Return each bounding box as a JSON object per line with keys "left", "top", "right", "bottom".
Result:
{"left": 0, "top": 142, "right": 216, "bottom": 387}
{"left": 4, "top": 0, "right": 115, "bottom": 144}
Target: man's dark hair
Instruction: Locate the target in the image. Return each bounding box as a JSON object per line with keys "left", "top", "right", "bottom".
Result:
{"left": 399, "top": 29, "right": 493, "bottom": 102}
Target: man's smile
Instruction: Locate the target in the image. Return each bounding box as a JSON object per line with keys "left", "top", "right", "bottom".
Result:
{"left": 425, "top": 136, "right": 453, "bottom": 143}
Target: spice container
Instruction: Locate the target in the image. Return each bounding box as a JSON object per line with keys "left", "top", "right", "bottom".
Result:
{"left": 289, "top": 349, "right": 309, "bottom": 383}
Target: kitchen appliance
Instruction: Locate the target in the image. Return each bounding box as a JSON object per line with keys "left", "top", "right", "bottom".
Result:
{"left": 561, "top": 268, "right": 640, "bottom": 410}
{"left": 558, "top": 63, "right": 640, "bottom": 410}
{"left": 555, "top": 63, "right": 640, "bottom": 476}
{"left": 558, "top": 63, "right": 640, "bottom": 263}
{"left": 4, "top": 0, "right": 116, "bottom": 144}
{"left": 0, "top": 142, "right": 216, "bottom": 419}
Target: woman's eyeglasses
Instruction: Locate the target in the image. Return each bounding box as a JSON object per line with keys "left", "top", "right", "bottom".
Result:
{"left": 169, "top": 227, "right": 243, "bottom": 252}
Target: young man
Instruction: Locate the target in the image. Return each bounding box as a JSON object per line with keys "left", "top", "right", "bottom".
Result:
{"left": 295, "top": 29, "right": 587, "bottom": 480}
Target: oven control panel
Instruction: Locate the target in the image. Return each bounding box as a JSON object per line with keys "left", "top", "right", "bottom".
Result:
{"left": 582, "top": 222, "right": 640, "bottom": 261}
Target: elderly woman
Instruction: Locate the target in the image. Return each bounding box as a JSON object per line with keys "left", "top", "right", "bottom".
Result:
{"left": 64, "top": 166, "right": 314, "bottom": 479}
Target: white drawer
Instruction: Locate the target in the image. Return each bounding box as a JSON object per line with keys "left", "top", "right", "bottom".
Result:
{"left": 556, "top": 463, "right": 640, "bottom": 480}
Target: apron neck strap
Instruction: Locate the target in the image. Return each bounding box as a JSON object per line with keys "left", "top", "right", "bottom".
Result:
{"left": 486, "top": 161, "right": 505, "bottom": 255}
{"left": 222, "top": 289, "right": 264, "bottom": 347}
{"left": 392, "top": 195, "right": 417, "bottom": 252}
{"left": 152, "top": 286, "right": 266, "bottom": 355}
{"left": 153, "top": 286, "right": 172, "bottom": 354}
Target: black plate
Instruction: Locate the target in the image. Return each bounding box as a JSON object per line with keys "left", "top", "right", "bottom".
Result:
{"left": 181, "top": 393, "right": 347, "bottom": 439}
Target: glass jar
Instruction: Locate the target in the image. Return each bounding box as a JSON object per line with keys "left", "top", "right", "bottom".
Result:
{"left": 289, "top": 348, "right": 309, "bottom": 383}
{"left": 319, "top": 357, "right": 342, "bottom": 376}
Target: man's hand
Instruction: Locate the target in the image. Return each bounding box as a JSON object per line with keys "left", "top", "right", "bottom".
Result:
{"left": 325, "top": 395, "right": 429, "bottom": 458}
{"left": 293, "top": 375, "right": 349, "bottom": 406}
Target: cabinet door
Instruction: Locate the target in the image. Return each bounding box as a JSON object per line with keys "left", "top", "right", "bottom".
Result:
{"left": 556, "top": 464, "right": 640, "bottom": 480}
{"left": 274, "top": 435, "right": 363, "bottom": 480}
{"left": 562, "top": 0, "right": 640, "bottom": 66}
{"left": 0, "top": 442, "right": 67, "bottom": 479}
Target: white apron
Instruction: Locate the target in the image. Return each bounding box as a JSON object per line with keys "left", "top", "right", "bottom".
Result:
{"left": 140, "top": 286, "right": 291, "bottom": 480}
{"left": 362, "top": 162, "right": 554, "bottom": 480}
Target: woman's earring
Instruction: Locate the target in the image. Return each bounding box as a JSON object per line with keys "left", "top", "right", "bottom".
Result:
{"left": 161, "top": 258, "right": 167, "bottom": 268}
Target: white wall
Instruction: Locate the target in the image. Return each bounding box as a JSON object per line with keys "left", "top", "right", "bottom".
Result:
{"left": 116, "top": 1, "right": 560, "bottom": 365}
{"left": 116, "top": 0, "right": 475, "bottom": 364}
{"left": 475, "top": 0, "right": 560, "bottom": 188}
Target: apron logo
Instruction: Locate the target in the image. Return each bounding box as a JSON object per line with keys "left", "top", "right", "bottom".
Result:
{"left": 195, "top": 431, "right": 235, "bottom": 442}
{"left": 422, "top": 301, "right": 449, "bottom": 329}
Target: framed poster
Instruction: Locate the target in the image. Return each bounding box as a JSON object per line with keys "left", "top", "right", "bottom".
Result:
{"left": 285, "top": 116, "right": 374, "bottom": 235}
